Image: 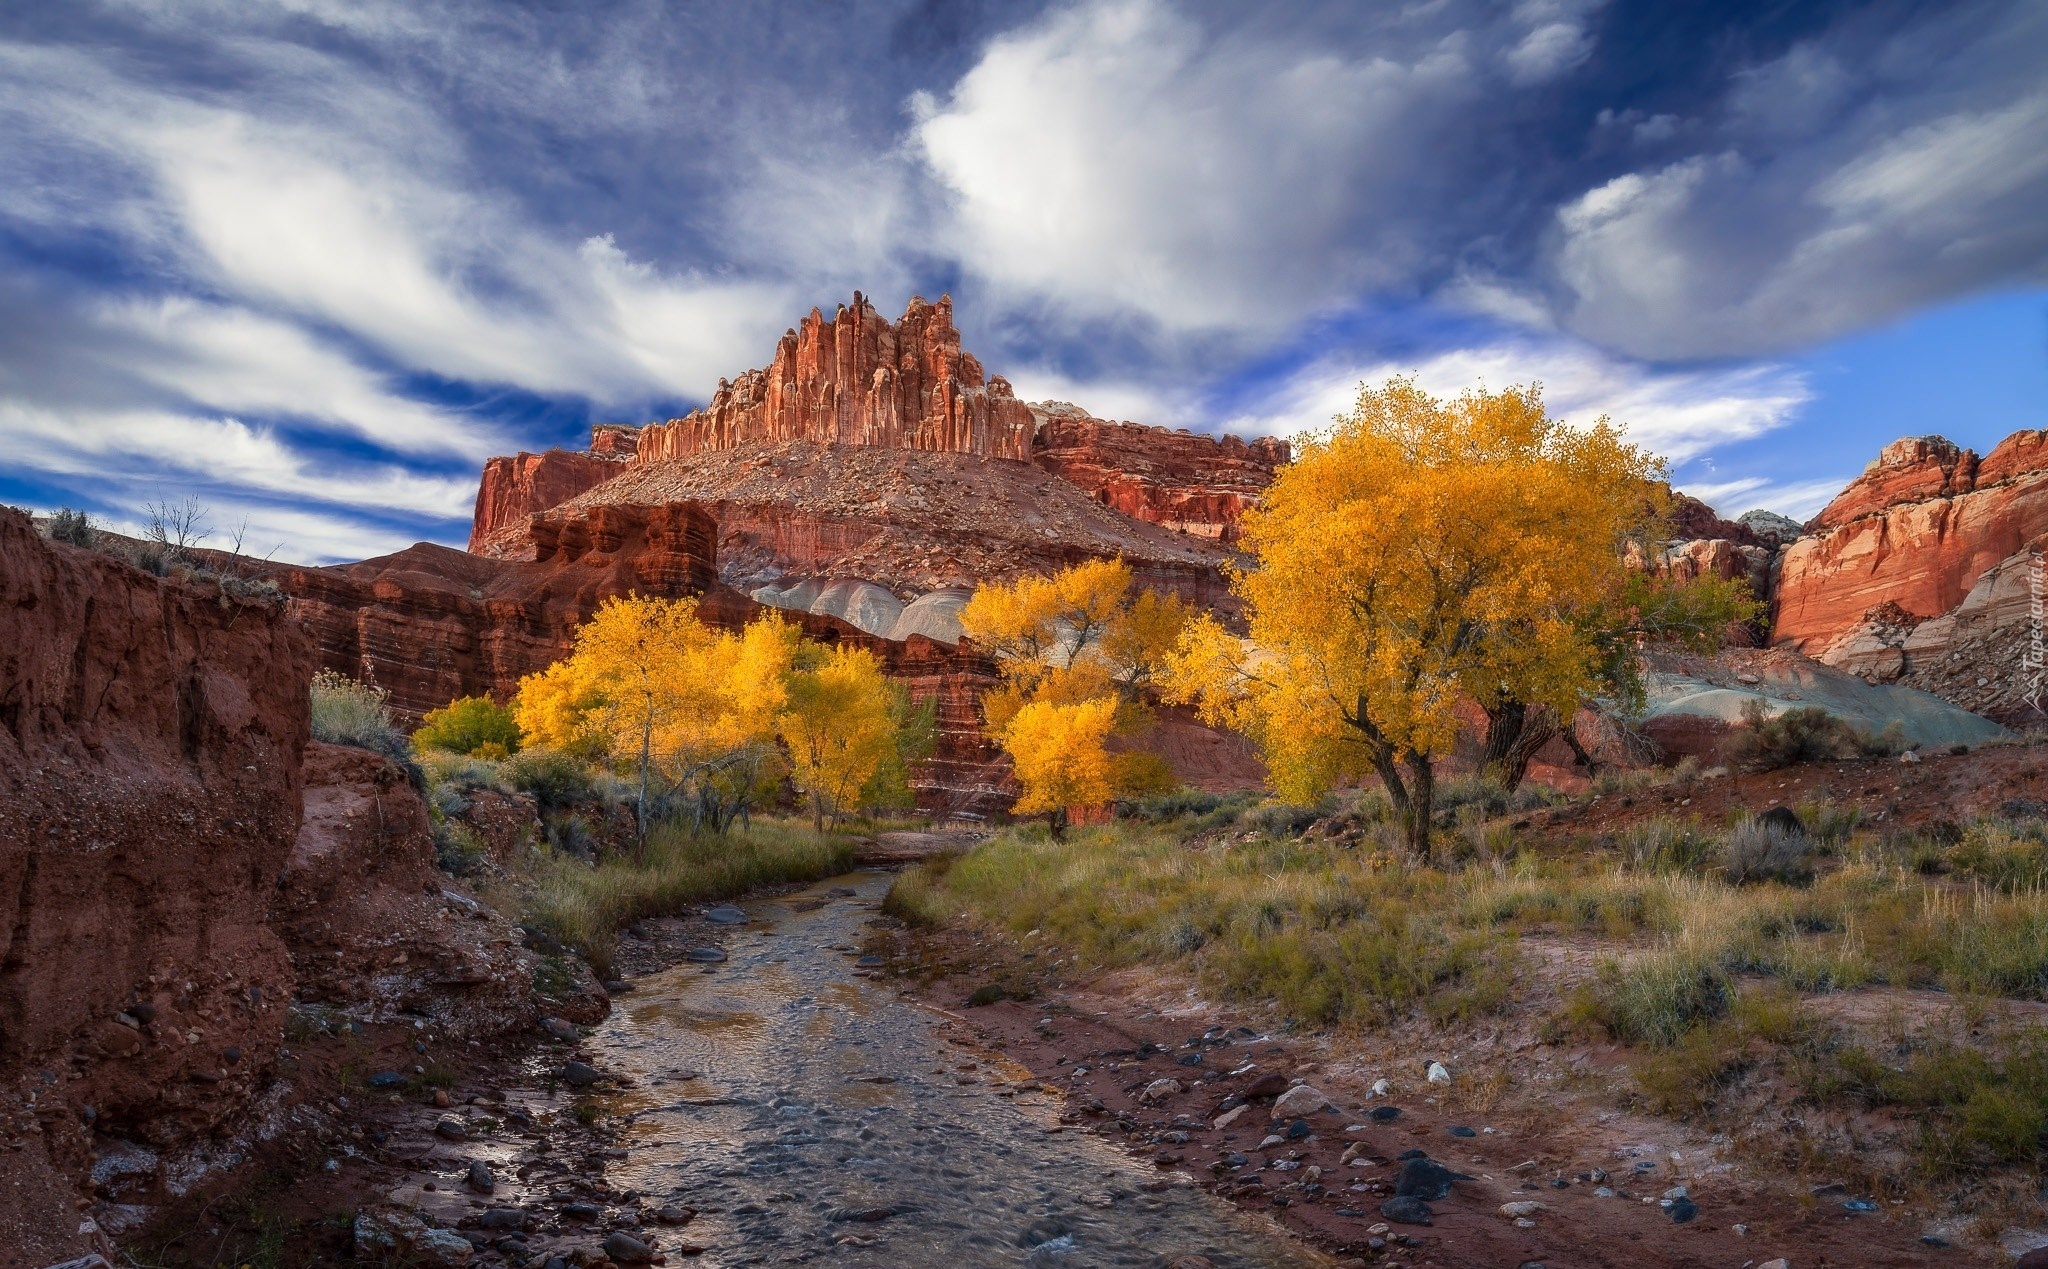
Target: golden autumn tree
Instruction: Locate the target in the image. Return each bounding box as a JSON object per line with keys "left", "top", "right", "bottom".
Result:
{"left": 777, "top": 643, "right": 933, "bottom": 831}
{"left": 513, "top": 596, "right": 798, "bottom": 840}
{"left": 960, "top": 557, "right": 1187, "bottom": 833}
{"left": 1165, "top": 377, "right": 1668, "bottom": 853}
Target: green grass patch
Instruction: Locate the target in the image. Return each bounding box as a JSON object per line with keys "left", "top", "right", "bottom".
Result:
{"left": 525, "top": 817, "right": 855, "bottom": 977}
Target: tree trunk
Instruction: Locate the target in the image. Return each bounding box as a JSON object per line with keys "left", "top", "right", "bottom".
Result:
{"left": 637, "top": 698, "right": 652, "bottom": 855}
{"left": 1403, "top": 752, "right": 1434, "bottom": 856}
{"left": 1049, "top": 807, "right": 1069, "bottom": 841}
{"left": 1481, "top": 700, "right": 1561, "bottom": 792}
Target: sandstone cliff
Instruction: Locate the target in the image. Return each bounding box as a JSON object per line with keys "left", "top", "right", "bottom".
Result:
{"left": 468, "top": 446, "right": 633, "bottom": 556}
{"left": 1772, "top": 430, "right": 2048, "bottom": 721}
{"left": 0, "top": 508, "right": 312, "bottom": 1265}
{"left": 1027, "top": 403, "right": 1288, "bottom": 543}
{"left": 633, "top": 292, "right": 1037, "bottom": 464}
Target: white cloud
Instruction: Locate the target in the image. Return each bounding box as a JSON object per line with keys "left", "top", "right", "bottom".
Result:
{"left": 1504, "top": 22, "right": 1594, "bottom": 85}
{"left": 0, "top": 402, "right": 477, "bottom": 521}
{"left": 1675, "top": 475, "right": 1848, "bottom": 523}
{"left": 1217, "top": 331, "right": 1812, "bottom": 466}
{"left": 914, "top": 0, "right": 1477, "bottom": 337}
{"left": 1548, "top": 7, "right": 2048, "bottom": 359}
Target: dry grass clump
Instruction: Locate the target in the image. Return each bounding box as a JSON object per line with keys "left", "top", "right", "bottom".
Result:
{"left": 893, "top": 823, "right": 1518, "bottom": 1027}
{"left": 525, "top": 818, "right": 854, "bottom": 977}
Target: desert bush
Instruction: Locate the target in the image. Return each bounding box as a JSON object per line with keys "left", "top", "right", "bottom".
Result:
{"left": 1117, "top": 788, "right": 1261, "bottom": 829}
{"left": 433, "top": 820, "right": 487, "bottom": 876}
{"left": 1946, "top": 819, "right": 2048, "bottom": 893}
{"left": 414, "top": 694, "right": 522, "bottom": 757}
{"left": 1622, "top": 817, "right": 1717, "bottom": 874}
{"left": 1579, "top": 944, "right": 1732, "bottom": 1046}
{"left": 1241, "top": 798, "right": 1334, "bottom": 839}
{"left": 1721, "top": 816, "right": 1816, "bottom": 885}
{"left": 308, "top": 670, "right": 412, "bottom": 769}
{"left": 882, "top": 856, "right": 955, "bottom": 928}
{"left": 47, "top": 507, "right": 96, "bottom": 548}
{"left": 1721, "top": 701, "right": 1896, "bottom": 771}
{"left": 502, "top": 747, "right": 599, "bottom": 811}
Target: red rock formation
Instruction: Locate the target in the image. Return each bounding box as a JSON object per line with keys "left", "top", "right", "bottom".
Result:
{"left": 1773, "top": 429, "right": 2048, "bottom": 720}
{"left": 1027, "top": 406, "right": 1288, "bottom": 543}
{"left": 1776, "top": 431, "right": 2048, "bottom": 644}
{"left": 632, "top": 292, "right": 1037, "bottom": 464}
{"left": 469, "top": 446, "right": 631, "bottom": 556}
{"left": 277, "top": 743, "right": 573, "bottom": 1034}
{"left": 263, "top": 502, "right": 1011, "bottom": 814}
{"left": 0, "top": 509, "right": 312, "bottom": 1265}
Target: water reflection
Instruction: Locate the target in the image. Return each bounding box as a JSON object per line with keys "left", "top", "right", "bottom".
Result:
{"left": 587, "top": 872, "right": 1330, "bottom": 1267}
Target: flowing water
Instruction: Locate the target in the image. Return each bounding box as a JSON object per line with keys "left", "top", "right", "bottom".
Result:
{"left": 585, "top": 871, "right": 1330, "bottom": 1267}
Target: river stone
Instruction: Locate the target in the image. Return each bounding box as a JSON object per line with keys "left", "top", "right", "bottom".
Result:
{"left": 1213, "top": 1104, "right": 1249, "bottom": 1130}
{"left": 465, "top": 1159, "right": 495, "bottom": 1193}
{"left": 368, "top": 1070, "right": 406, "bottom": 1088}
{"left": 541, "top": 1017, "right": 579, "bottom": 1042}
{"left": 602, "top": 1231, "right": 654, "bottom": 1263}
{"left": 655, "top": 1205, "right": 697, "bottom": 1224}
{"left": 856, "top": 955, "right": 885, "bottom": 968}
{"left": 705, "top": 905, "right": 748, "bottom": 925}
{"left": 563, "top": 1061, "right": 602, "bottom": 1086}
{"left": 1368, "top": 1105, "right": 1403, "bottom": 1122}
{"left": 1271, "top": 1084, "right": 1331, "bottom": 1117}
{"left": 416, "top": 1228, "right": 475, "bottom": 1265}
{"left": 686, "top": 947, "right": 728, "bottom": 963}
{"left": 1500, "top": 1201, "right": 1549, "bottom": 1218}
{"left": 1242, "top": 1072, "right": 1290, "bottom": 1099}
{"left": 478, "top": 1208, "right": 526, "bottom": 1230}
{"left": 1669, "top": 1197, "right": 1699, "bottom": 1223}
{"left": 561, "top": 1202, "right": 602, "bottom": 1222}
{"left": 1140, "top": 1078, "right": 1184, "bottom": 1102}
{"left": 1380, "top": 1196, "right": 1433, "bottom": 1225}
{"left": 828, "top": 1205, "right": 897, "bottom": 1222}
{"left": 432, "top": 1118, "right": 466, "bottom": 1141}
{"left": 1395, "top": 1157, "right": 1460, "bottom": 1200}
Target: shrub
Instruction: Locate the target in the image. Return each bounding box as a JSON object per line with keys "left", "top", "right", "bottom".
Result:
{"left": 1721, "top": 817, "right": 1815, "bottom": 885}
{"left": 1622, "top": 818, "right": 1717, "bottom": 874}
{"left": 433, "top": 820, "right": 487, "bottom": 876}
{"left": 1242, "top": 799, "right": 1334, "bottom": 838}
{"left": 1947, "top": 819, "right": 2048, "bottom": 893}
{"left": 1581, "top": 945, "right": 1732, "bottom": 1046}
{"left": 47, "top": 507, "right": 96, "bottom": 548}
{"left": 308, "top": 670, "right": 412, "bottom": 769}
{"left": 1721, "top": 701, "right": 1895, "bottom": 771}
{"left": 414, "top": 694, "right": 522, "bottom": 757}
{"left": 503, "top": 747, "right": 598, "bottom": 811}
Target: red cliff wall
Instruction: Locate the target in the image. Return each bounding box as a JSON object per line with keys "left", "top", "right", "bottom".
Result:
{"left": 0, "top": 509, "right": 313, "bottom": 1265}
{"left": 1028, "top": 407, "right": 1289, "bottom": 543}
{"left": 631, "top": 292, "right": 1037, "bottom": 464}
{"left": 469, "top": 447, "right": 632, "bottom": 557}
{"left": 1774, "top": 431, "right": 2048, "bottom": 649}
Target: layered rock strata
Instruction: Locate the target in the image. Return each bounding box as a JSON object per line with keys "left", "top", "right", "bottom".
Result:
{"left": 0, "top": 509, "right": 313, "bottom": 1265}
{"left": 1027, "top": 403, "right": 1288, "bottom": 543}
{"left": 469, "top": 447, "right": 633, "bottom": 556}
{"left": 633, "top": 293, "right": 1036, "bottom": 464}
{"left": 1772, "top": 430, "right": 2048, "bottom": 721}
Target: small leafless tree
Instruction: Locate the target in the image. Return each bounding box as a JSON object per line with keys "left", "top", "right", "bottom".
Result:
{"left": 143, "top": 494, "right": 212, "bottom": 568}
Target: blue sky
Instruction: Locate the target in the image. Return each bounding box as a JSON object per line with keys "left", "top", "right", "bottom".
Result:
{"left": 1, "top": 0, "right": 2044, "bottom": 563}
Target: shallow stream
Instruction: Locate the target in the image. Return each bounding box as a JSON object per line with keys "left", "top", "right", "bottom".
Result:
{"left": 585, "top": 871, "right": 1329, "bottom": 1267}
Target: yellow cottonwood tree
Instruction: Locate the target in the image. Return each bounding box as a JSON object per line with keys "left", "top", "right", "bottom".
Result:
{"left": 778, "top": 644, "right": 925, "bottom": 831}
{"left": 960, "top": 558, "right": 1190, "bottom": 829}
{"left": 1002, "top": 697, "right": 1120, "bottom": 827}
{"left": 513, "top": 596, "right": 797, "bottom": 839}
{"left": 1165, "top": 377, "right": 1664, "bottom": 853}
